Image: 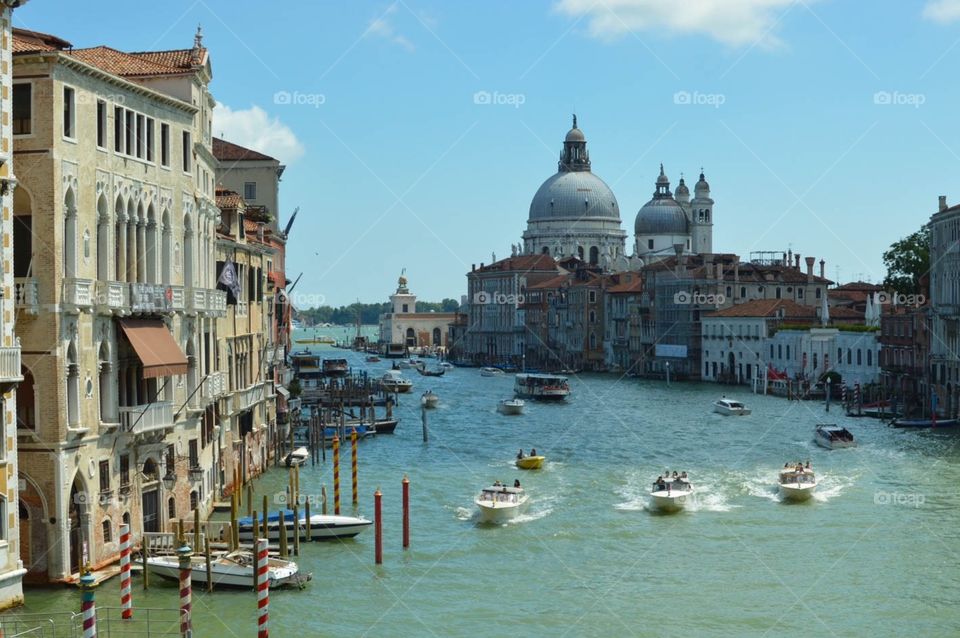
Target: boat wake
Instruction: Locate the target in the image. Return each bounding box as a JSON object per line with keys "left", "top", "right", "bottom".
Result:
{"left": 738, "top": 470, "right": 781, "bottom": 502}
{"left": 613, "top": 472, "right": 733, "bottom": 512}
{"left": 454, "top": 506, "right": 474, "bottom": 521}
{"left": 812, "top": 472, "right": 857, "bottom": 502}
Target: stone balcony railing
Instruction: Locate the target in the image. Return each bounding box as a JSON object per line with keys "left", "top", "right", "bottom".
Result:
{"left": 91, "top": 282, "right": 226, "bottom": 318}
{"left": 119, "top": 401, "right": 174, "bottom": 435}
{"left": 14, "top": 277, "right": 38, "bottom": 314}
{"left": 203, "top": 371, "right": 226, "bottom": 404}
{"left": 95, "top": 281, "right": 130, "bottom": 314}
{"left": 186, "top": 288, "right": 227, "bottom": 317}
{"left": 0, "top": 344, "right": 22, "bottom": 388}
{"left": 63, "top": 278, "right": 95, "bottom": 312}
{"left": 230, "top": 382, "right": 267, "bottom": 414}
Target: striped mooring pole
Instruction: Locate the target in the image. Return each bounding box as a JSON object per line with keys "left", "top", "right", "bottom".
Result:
{"left": 178, "top": 544, "right": 193, "bottom": 638}
{"left": 256, "top": 538, "right": 270, "bottom": 638}
{"left": 119, "top": 523, "right": 132, "bottom": 619}
{"left": 351, "top": 427, "right": 359, "bottom": 505}
{"left": 333, "top": 435, "right": 341, "bottom": 515}
{"left": 80, "top": 571, "right": 97, "bottom": 638}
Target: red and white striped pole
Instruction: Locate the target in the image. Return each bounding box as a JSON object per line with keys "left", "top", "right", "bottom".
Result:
{"left": 333, "top": 435, "right": 341, "bottom": 515}
{"left": 119, "top": 524, "right": 132, "bottom": 620}
{"left": 256, "top": 538, "right": 269, "bottom": 638}
{"left": 178, "top": 544, "right": 193, "bottom": 638}
{"left": 80, "top": 571, "right": 96, "bottom": 638}
{"left": 402, "top": 476, "right": 410, "bottom": 550}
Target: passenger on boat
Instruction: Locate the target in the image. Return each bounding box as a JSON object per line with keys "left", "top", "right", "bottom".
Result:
{"left": 680, "top": 471, "right": 688, "bottom": 480}
{"left": 514, "top": 479, "right": 521, "bottom": 488}
{"left": 530, "top": 448, "right": 537, "bottom": 456}
{"left": 672, "top": 471, "right": 679, "bottom": 479}
{"left": 493, "top": 480, "right": 502, "bottom": 487}
{"left": 805, "top": 460, "right": 811, "bottom": 469}
{"left": 517, "top": 449, "right": 524, "bottom": 460}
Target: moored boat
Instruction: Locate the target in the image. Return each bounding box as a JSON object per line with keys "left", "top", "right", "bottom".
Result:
{"left": 238, "top": 510, "right": 372, "bottom": 542}
{"left": 713, "top": 398, "right": 751, "bottom": 416}
{"left": 480, "top": 367, "right": 504, "bottom": 377}
{"left": 421, "top": 391, "right": 439, "bottom": 409}
{"left": 381, "top": 370, "right": 413, "bottom": 393}
{"left": 778, "top": 463, "right": 817, "bottom": 502}
{"left": 497, "top": 398, "right": 525, "bottom": 415}
{"left": 514, "top": 374, "right": 570, "bottom": 401}
{"left": 366, "top": 355, "right": 381, "bottom": 363}
{"left": 147, "top": 550, "right": 310, "bottom": 589}
{"left": 649, "top": 474, "right": 694, "bottom": 513}
{"left": 283, "top": 446, "right": 309, "bottom": 467}
{"left": 814, "top": 424, "right": 856, "bottom": 449}
{"left": 475, "top": 483, "right": 529, "bottom": 524}
{"left": 891, "top": 417, "right": 959, "bottom": 428}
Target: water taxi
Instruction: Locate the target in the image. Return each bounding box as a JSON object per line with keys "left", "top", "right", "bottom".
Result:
{"left": 649, "top": 474, "right": 694, "bottom": 513}
{"left": 778, "top": 463, "right": 817, "bottom": 502}
{"left": 497, "top": 398, "right": 525, "bottom": 415}
{"left": 283, "top": 446, "right": 309, "bottom": 467}
{"left": 322, "top": 358, "right": 349, "bottom": 377}
{"left": 480, "top": 367, "right": 504, "bottom": 377}
{"left": 714, "top": 398, "right": 751, "bottom": 416}
{"left": 814, "top": 424, "right": 856, "bottom": 449}
{"left": 514, "top": 373, "right": 570, "bottom": 401}
{"left": 381, "top": 370, "right": 413, "bottom": 393}
{"left": 475, "top": 484, "right": 529, "bottom": 524}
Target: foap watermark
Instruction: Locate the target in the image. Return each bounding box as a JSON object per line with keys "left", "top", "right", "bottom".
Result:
{"left": 274, "top": 90, "right": 325, "bottom": 108}
{"left": 289, "top": 292, "right": 327, "bottom": 308}
{"left": 874, "top": 490, "right": 924, "bottom": 508}
{"left": 673, "top": 291, "right": 726, "bottom": 307}
{"left": 77, "top": 91, "right": 126, "bottom": 106}
{"left": 473, "top": 291, "right": 524, "bottom": 306}
{"left": 873, "top": 91, "right": 925, "bottom": 108}
{"left": 673, "top": 90, "right": 725, "bottom": 108}
{"left": 473, "top": 90, "right": 526, "bottom": 108}
{"left": 274, "top": 491, "right": 326, "bottom": 507}
{"left": 872, "top": 291, "right": 926, "bottom": 307}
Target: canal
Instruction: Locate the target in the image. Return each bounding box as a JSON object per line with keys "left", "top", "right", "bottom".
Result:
{"left": 12, "top": 346, "right": 960, "bottom": 636}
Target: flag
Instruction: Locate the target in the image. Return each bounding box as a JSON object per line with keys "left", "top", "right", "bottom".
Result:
{"left": 218, "top": 259, "right": 241, "bottom": 300}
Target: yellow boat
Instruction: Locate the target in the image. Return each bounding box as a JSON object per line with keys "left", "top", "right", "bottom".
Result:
{"left": 515, "top": 455, "right": 545, "bottom": 470}
{"left": 295, "top": 336, "right": 336, "bottom": 345}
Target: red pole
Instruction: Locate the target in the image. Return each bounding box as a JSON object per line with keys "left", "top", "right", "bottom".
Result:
{"left": 256, "top": 538, "right": 269, "bottom": 638}
{"left": 374, "top": 489, "right": 382, "bottom": 565}
{"left": 402, "top": 476, "right": 409, "bottom": 550}
{"left": 333, "top": 435, "right": 341, "bottom": 515}
{"left": 119, "top": 523, "right": 132, "bottom": 619}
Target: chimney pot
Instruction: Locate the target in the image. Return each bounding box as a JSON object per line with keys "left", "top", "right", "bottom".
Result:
{"left": 939, "top": 195, "right": 948, "bottom": 211}
{"left": 819, "top": 259, "right": 825, "bottom": 279}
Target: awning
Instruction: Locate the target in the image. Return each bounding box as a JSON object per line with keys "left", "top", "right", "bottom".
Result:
{"left": 118, "top": 319, "right": 189, "bottom": 378}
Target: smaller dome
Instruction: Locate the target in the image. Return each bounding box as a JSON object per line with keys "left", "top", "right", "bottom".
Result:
{"left": 675, "top": 177, "right": 689, "bottom": 197}
{"left": 565, "top": 127, "right": 585, "bottom": 142}
{"left": 634, "top": 198, "right": 689, "bottom": 235}
{"left": 695, "top": 171, "right": 710, "bottom": 193}
{"left": 656, "top": 163, "right": 669, "bottom": 186}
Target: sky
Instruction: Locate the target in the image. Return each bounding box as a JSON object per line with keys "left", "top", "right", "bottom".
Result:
{"left": 13, "top": 0, "right": 960, "bottom": 307}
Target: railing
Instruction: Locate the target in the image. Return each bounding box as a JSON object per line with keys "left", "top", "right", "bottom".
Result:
{"left": 203, "top": 370, "right": 226, "bottom": 401}
{"left": 14, "top": 277, "right": 38, "bottom": 314}
{"left": 0, "top": 607, "right": 187, "bottom": 637}
{"left": 235, "top": 301, "right": 249, "bottom": 317}
{"left": 95, "top": 280, "right": 129, "bottom": 314}
{"left": 118, "top": 402, "right": 173, "bottom": 435}
{"left": 130, "top": 283, "right": 182, "bottom": 314}
{"left": 235, "top": 382, "right": 267, "bottom": 412}
{"left": 62, "top": 278, "right": 94, "bottom": 310}
{"left": 0, "top": 344, "right": 21, "bottom": 384}
{"left": 185, "top": 288, "right": 227, "bottom": 317}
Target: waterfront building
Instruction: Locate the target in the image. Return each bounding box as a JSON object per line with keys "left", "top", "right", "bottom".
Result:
{"left": 12, "top": 28, "right": 226, "bottom": 583}
{"left": 603, "top": 272, "right": 645, "bottom": 372}
{"left": 212, "top": 137, "right": 285, "bottom": 235}
{"left": 879, "top": 304, "right": 932, "bottom": 415}
{"left": 929, "top": 195, "right": 960, "bottom": 417}
{"left": 463, "top": 255, "right": 558, "bottom": 367}
{"left": 521, "top": 117, "right": 627, "bottom": 268}
{"left": 378, "top": 274, "right": 458, "bottom": 351}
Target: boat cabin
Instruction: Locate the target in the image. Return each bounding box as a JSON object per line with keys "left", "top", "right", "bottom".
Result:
{"left": 479, "top": 486, "right": 524, "bottom": 503}
{"left": 779, "top": 469, "right": 816, "bottom": 485}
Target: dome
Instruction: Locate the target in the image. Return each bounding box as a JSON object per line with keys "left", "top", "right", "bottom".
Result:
{"left": 565, "top": 126, "right": 585, "bottom": 142}
{"left": 695, "top": 171, "right": 710, "bottom": 194}
{"left": 675, "top": 177, "right": 689, "bottom": 198}
{"left": 528, "top": 171, "right": 620, "bottom": 221}
{"left": 634, "top": 197, "right": 689, "bottom": 235}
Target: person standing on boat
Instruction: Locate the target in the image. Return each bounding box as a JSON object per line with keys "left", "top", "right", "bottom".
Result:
{"left": 517, "top": 449, "right": 524, "bottom": 460}
{"left": 530, "top": 448, "right": 537, "bottom": 456}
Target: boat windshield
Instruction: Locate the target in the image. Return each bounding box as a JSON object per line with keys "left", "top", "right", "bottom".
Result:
{"left": 481, "top": 489, "right": 521, "bottom": 503}
{"left": 780, "top": 471, "right": 816, "bottom": 484}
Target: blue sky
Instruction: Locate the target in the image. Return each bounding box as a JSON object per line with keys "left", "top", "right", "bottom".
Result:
{"left": 14, "top": 1, "right": 960, "bottom": 307}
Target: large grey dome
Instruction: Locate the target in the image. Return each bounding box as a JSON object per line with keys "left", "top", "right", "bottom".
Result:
{"left": 634, "top": 197, "right": 688, "bottom": 235}
{"left": 528, "top": 171, "right": 620, "bottom": 221}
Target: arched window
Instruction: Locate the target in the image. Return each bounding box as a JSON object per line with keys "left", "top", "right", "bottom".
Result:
{"left": 432, "top": 327, "right": 441, "bottom": 346}
{"left": 126, "top": 200, "right": 137, "bottom": 283}
{"left": 115, "top": 196, "right": 126, "bottom": 282}
{"left": 168, "top": 497, "right": 176, "bottom": 520}
{"left": 541, "top": 246, "right": 549, "bottom": 254}
{"left": 102, "top": 519, "right": 112, "bottom": 543}
{"left": 189, "top": 490, "right": 198, "bottom": 511}
{"left": 146, "top": 204, "right": 158, "bottom": 283}
{"left": 405, "top": 328, "right": 416, "bottom": 347}
{"left": 847, "top": 349, "right": 852, "bottom": 365}
{"left": 96, "top": 194, "right": 109, "bottom": 280}
{"left": 589, "top": 332, "right": 597, "bottom": 349}
{"left": 161, "top": 210, "right": 171, "bottom": 284}
{"left": 867, "top": 349, "right": 872, "bottom": 366}
{"left": 589, "top": 246, "right": 599, "bottom": 265}
{"left": 183, "top": 214, "right": 194, "bottom": 286}
{"left": 63, "top": 188, "right": 77, "bottom": 278}
{"left": 186, "top": 339, "right": 197, "bottom": 407}
{"left": 66, "top": 341, "right": 80, "bottom": 427}
{"left": 857, "top": 349, "right": 862, "bottom": 365}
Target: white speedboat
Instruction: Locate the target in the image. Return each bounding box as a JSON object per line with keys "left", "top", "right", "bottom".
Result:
{"left": 514, "top": 374, "right": 570, "bottom": 401}
{"left": 421, "top": 391, "right": 439, "bottom": 409}
{"left": 475, "top": 484, "right": 529, "bottom": 524}
{"left": 283, "top": 446, "right": 309, "bottom": 467}
{"left": 480, "top": 367, "right": 504, "bottom": 377}
{"left": 814, "top": 424, "right": 856, "bottom": 450}
{"left": 714, "top": 398, "right": 751, "bottom": 416}
{"left": 381, "top": 370, "right": 413, "bottom": 393}
{"left": 778, "top": 464, "right": 817, "bottom": 502}
{"left": 238, "top": 510, "right": 372, "bottom": 542}
{"left": 649, "top": 475, "right": 694, "bottom": 513}
{"left": 438, "top": 362, "right": 454, "bottom": 369}
{"left": 497, "top": 398, "right": 525, "bottom": 415}
{"left": 146, "top": 550, "right": 310, "bottom": 589}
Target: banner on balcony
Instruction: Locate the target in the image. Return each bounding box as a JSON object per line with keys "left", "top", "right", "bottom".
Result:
{"left": 218, "top": 259, "right": 242, "bottom": 300}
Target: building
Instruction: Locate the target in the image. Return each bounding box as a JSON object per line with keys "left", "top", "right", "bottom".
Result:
{"left": 604, "top": 272, "right": 644, "bottom": 372}
{"left": 928, "top": 195, "right": 959, "bottom": 417}
{"left": 12, "top": 28, "right": 225, "bottom": 583}
{"left": 633, "top": 167, "right": 713, "bottom": 261}
{"left": 879, "top": 305, "right": 931, "bottom": 415}
{"left": 521, "top": 117, "right": 627, "bottom": 267}
{"left": 212, "top": 137, "right": 285, "bottom": 235}
{"left": 378, "top": 274, "right": 458, "bottom": 351}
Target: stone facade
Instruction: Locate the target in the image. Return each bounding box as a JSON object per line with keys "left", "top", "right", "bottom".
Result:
{"left": 379, "top": 275, "right": 456, "bottom": 350}
{"left": 929, "top": 198, "right": 960, "bottom": 417}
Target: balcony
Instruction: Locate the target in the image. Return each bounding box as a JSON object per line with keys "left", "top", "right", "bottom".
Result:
{"left": 95, "top": 281, "right": 130, "bottom": 314}
{"left": 203, "top": 371, "right": 226, "bottom": 403}
{"left": 119, "top": 401, "right": 174, "bottom": 435}
{"left": 186, "top": 288, "right": 227, "bottom": 318}
{"left": 0, "top": 344, "right": 22, "bottom": 391}
{"left": 235, "top": 382, "right": 267, "bottom": 413}
{"left": 130, "top": 283, "right": 182, "bottom": 314}
{"left": 14, "top": 278, "right": 38, "bottom": 314}
{"left": 62, "top": 278, "right": 95, "bottom": 312}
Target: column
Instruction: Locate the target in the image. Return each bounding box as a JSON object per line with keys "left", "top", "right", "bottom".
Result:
{"left": 127, "top": 222, "right": 137, "bottom": 284}
{"left": 137, "top": 221, "right": 146, "bottom": 283}
{"left": 117, "top": 220, "right": 127, "bottom": 283}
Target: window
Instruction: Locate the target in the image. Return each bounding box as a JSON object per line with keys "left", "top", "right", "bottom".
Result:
{"left": 96, "top": 100, "right": 107, "bottom": 148}
{"left": 188, "top": 439, "right": 198, "bottom": 468}
{"left": 136, "top": 114, "right": 145, "bottom": 158}
{"left": 99, "top": 460, "right": 111, "bottom": 493}
{"left": 114, "top": 106, "right": 123, "bottom": 152}
{"left": 589, "top": 290, "right": 597, "bottom": 304}
{"left": 62, "top": 86, "right": 76, "bottom": 138}
{"left": 740, "top": 286, "right": 746, "bottom": 298}
{"left": 786, "top": 345, "right": 791, "bottom": 359}
{"left": 182, "top": 130, "right": 192, "bottom": 172}
{"left": 125, "top": 110, "right": 134, "bottom": 155}
{"left": 12, "top": 83, "right": 31, "bottom": 135}
{"left": 102, "top": 520, "right": 112, "bottom": 543}
{"left": 160, "top": 123, "right": 170, "bottom": 166}
{"left": 857, "top": 349, "right": 862, "bottom": 365}
{"left": 815, "top": 288, "right": 822, "bottom": 299}
{"left": 168, "top": 497, "right": 176, "bottom": 519}
{"left": 867, "top": 350, "right": 872, "bottom": 366}
{"left": 120, "top": 454, "right": 130, "bottom": 488}
{"left": 244, "top": 182, "right": 257, "bottom": 200}
{"left": 146, "top": 118, "right": 155, "bottom": 162}
{"left": 166, "top": 444, "right": 175, "bottom": 477}
{"left": 190, "top": 490, "right": 198, "bottom": 511}
{"left": 647, "top": 239, "right": 654, "bottom": 250}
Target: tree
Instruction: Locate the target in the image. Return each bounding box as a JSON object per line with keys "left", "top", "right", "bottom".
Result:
{"left": 882, "top": 226, "right": 929, "bottom": 296}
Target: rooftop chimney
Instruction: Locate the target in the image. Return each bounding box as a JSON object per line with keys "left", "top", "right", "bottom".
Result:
{"left": 805, "top": 256, "right": 815, "bottom": 279}
{"left": 939, "top": 195, "right": 948, "bottom": 212}
{"left": 705, "top": 254, "right": 714, "bottom": 279}
{"left": 819, "top": 259, "right": 825, "bottom": 279}
{"left": 795, "top": 254, "right": 801, "bottom": 270}
{"left": 734, "top": 256, "right": 740, "bottom": 299}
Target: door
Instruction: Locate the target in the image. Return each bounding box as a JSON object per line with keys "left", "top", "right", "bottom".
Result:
{"left": 142, "top": 488, "right": 159, "bottom": 533}
{"left": 18, "top": 502, "right": 29, "bottom": 570}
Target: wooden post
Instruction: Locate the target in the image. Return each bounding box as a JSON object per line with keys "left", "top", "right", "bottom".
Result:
{"left": 247, "top": 483, "right": 254, "bottom": 518}
{"left": 278, "top": 510, "right": 288, "bottom": 558}
{"left": 193, "top": 509, "right": 200, "bottom": 553}
{"left": 177, "top": 519, "right": 185, "bottom": 546}
{"left": 351, "top": 427, "right": 359, "bottom": 505}
{"left": 292, "top": 504, "right": 300, "bottom": 556}
{"left": 374, "top": 488, "right": 382, "bottom": 565}
{"left": 304, "top": 499, "right": 312, "bottom": 542}
{"left": 142, "top": 541, "right": 149, "bottom": 590}
{"left": 204, "top": 537, "right": 213, "bottom": 593}
{"left": 253, "top": 510, "right": 260, "bottom": 541}
{"left": 402, "top": 475, "right": 410, "bottom": 550}
{"left": 333, "top": 435, "right": 341, "bottom": 515}
{"left": 321, "top": 485, "right": 328, "bottom": 515}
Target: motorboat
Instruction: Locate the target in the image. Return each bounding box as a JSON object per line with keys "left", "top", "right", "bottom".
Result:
{"left": 515, "top": 455, "right": 544, "bottom": 470}
{"left": 238, "top": 510, "right": 372, "bottom": 542}
{"left": 778, "top": 464, "right": 817, "bottom": 502}
{"left": 438, "top": 362, "right": 454, "bottom": 369}
{"left": 480, "top": 367, "right": 504, "bottom": 377}
{"left": 891, "top": 417, "right": 959, "bottom": 428}
{"left": 497, "top": 398, "right": 525, "bottom": 415}
{"left": 713, "top": 398, "right": 751, "bottom": 416}
{"left": 814, "top": 424, "right": 856, "bottom": 449}
{"left": 146, "top": 550, "right": 310, "bottom": 589}
{"left": 649, "top": 475, "right": 694, "bottom": 513}
{"left": 475, "top": 484, "right": 529, "bottom": 524}
{"left": 366, "top": 355, "right": 381, "bottom": 363}
{"left": 421, "top": 391, "right": 439, "bottom": 409}
{"left": 283, "top": 446, "right": 309, "bottom": 467}
{"left": 370, "top": 418, "right": 399, "bottom": 434}
{"left": 322, "top": 358, "right": 349, "bottom": 377}
{"left": 381, "top": 370, "right": 413, "bottom": 393}
{"left": 416, "top": 366, "right": 446, "bottom": 377}
{"left": 514, "top": 374, "right": 570, "bottom": 401}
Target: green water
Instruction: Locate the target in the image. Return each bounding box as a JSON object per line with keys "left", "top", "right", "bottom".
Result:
{"left": 12, "top": 349, "right": 960, "bottom": 636}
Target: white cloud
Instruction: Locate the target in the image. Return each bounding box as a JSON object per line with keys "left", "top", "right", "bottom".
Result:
{"left": 365, "top": 5, "right": 416, "bottom": 52}
{"left": 923, "top": 0, "right": 960, "bottom": 23}
{"left": 213, "top": 103, "right": 305, "bottom": 164}
{"left": 554, "top": 0, "right": 800, "bottom": 48}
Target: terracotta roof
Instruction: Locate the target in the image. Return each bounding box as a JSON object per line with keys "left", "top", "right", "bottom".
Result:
{"left": 706, "top": 298, "right": 863, "bottom": 321}
{"left": 607, "top": 273, "right": 644, "bottom": 293}
{"left": 473, "top": 254, "right": 557, "bottom": 274}
{"left": 833, "top": 281, "right": 882, "bottom": 291}
{"left": 213, "top": 137, "right": 278, "bottom": 162}
{"left": 530, "top": 273, "right": 572, "bottom": 290}
{"left": 215, "top": 189, "right": 243, "bottom": 210}
{"left": 12, "top": 28, "right": 71, "bottom": 53}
